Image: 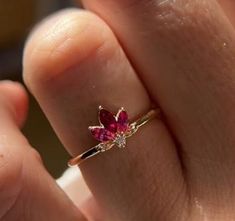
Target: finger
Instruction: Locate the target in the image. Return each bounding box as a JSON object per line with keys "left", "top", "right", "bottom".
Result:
{"left": 23, "top": 8, "right": 187, "bottom": 221}
{"left": 0, "top": 81, "right": 85, "bottom": 220}
{"left": 218, "top": 0, "right": 235, "bottom": 26}
{"left": 81, "top": 0, "right": 235, "bottom": 215}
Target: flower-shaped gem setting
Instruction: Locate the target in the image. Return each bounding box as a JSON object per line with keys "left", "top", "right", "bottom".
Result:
{"left": 89, "top": 107, "right": 130, "bottom": 148}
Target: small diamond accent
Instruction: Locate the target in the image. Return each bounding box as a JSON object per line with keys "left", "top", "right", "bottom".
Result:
{"left": 114, "top": 134, "right": 126, "bottom": 148}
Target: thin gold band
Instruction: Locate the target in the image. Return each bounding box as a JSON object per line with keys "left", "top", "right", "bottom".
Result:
{"left": 68, "top": 108, "right": 160, "bottom": 167}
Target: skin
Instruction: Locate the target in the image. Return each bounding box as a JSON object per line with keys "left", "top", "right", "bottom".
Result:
{"left": 0, "top": 0, "right": 235, "bottom": 220}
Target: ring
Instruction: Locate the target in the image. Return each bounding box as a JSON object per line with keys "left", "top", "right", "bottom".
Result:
{"left": 68, "top": 106, "right": 160, "bottom": 166}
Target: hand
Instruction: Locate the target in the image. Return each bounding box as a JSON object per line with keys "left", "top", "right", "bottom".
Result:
{"left": 1, "top": 1, "right": 235, "bottom": 220}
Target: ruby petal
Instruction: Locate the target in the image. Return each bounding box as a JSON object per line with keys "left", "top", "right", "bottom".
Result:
{"left": 90, "top": 127, "right": 115, "bottom": 142}
{"left": 117, "top": 110, "right": 129, "bottom": 132}
{"left": 99, "top": 109, "right": 117, "bottom": 133}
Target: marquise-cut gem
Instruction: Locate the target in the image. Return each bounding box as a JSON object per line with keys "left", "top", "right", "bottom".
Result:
{"left": 99, "top": 109, "right": 117, "bottom": 133}
{"left": 90, "top": 127, "right": 115, "bottom": 142}
{"left": 117, "top": 110, "right": 129, "bottom": 132}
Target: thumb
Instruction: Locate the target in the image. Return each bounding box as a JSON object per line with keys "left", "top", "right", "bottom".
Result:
{"left": 0, "top": 81, "right": 85, "bottom": 221}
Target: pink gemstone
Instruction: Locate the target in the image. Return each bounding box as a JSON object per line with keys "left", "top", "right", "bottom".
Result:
{"left": 99, "top": 109, "right": 117, "bottom": 133}
{"left": 117, "top": 110, "right": 129, "bottom": 132}
{"left": 90, "top": 127, "right": 115, "bottom": 142}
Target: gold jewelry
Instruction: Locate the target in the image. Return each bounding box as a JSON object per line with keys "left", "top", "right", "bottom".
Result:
{"left": 68, "top": 106, "right": 160, "bottom": 166}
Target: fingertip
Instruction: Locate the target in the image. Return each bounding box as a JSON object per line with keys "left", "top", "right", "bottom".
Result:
{"left": 0, "top": 80, "right": 28, "bottom": 127}
{"left": 23, "top": 8, "right": 113, "bottom": 89}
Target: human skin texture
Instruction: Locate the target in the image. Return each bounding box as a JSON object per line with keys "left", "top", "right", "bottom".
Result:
{"left": 1, "top": 0, "right": 235, "bottom": 220}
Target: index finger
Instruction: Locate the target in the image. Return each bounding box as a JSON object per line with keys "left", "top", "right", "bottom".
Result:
{"left": 23, "top": 9, "right": 186, "bottom": 221}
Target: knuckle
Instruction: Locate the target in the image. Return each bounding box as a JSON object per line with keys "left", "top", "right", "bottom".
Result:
{"left": 140, "top": 0, "right": 225, "bottom": 62}
{"left": 155, "top": 0, "right": 214, "bottom": 34}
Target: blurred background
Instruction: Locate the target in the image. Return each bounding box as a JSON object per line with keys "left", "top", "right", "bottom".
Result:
{"left": 0, "top": 0, "right": 80, "bottom": 178}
